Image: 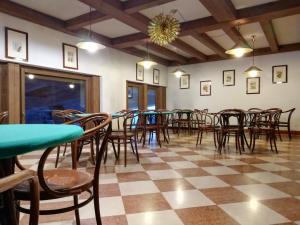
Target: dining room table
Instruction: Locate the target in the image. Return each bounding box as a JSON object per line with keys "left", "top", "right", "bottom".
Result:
{"left": 0, "top": 124, "right": 83, "bottom": 225}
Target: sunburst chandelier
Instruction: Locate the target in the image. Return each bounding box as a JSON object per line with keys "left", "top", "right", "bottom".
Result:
{"left": 148, "top": 10, "right": 180, "bottom": 46}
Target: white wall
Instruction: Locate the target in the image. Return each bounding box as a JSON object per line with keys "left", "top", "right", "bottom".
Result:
{"left": 167, "top": 51, "right": 300, "bottom": 130}
{"left": 0, "top": 13, "right": 168, "bottom": 113}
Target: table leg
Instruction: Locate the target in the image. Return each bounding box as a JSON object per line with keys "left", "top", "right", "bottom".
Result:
{"left": 0, "top": 158, "right": 18, "bottom": 225}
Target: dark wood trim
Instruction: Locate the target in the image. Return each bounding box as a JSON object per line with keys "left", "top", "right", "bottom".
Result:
{"left": 172, "top": 40, "right": 207, "bottom": 61}
{"left": 5, "top": 27, "right": 28, "bottom": 62}
{"left": 148, "top": 44, "right": 188, "bottom": 64}
{"left": 62, "top": 43, "right": 79, "bottom": 70}
{"left": 223, "top": 70, "right": 235, "bottom": 86}
{"left": 180, "top": 74, "right": 190, "bottom": 89}
{"left": 246, "top": 77, "right": 260, "bottom": 95}
{"left": 260, "top": 20, "right": 279, "bottom": 52}
{"left": 272, "top": 65, "right": 288, "bottom": 84}
{"left": 200, "top": 80, "right": 212, "bottom": 96}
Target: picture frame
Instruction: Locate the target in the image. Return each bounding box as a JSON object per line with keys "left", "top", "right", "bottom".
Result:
{"left": 180, "top": 74, "right": 190, "bottom": 89}
{"left": 272, "top": 65, "right": 288, "bottom": 84}
{"left": 5, "top": 27, "right": 28, "bottom": 61}
{"left": 128, "top": 87, "right": 133, "bottom": 99}
{"left": 63, "top": 43, "right": 78, "bottom": 70}
{"left": 246, "top": 77, "right": 260, "bottom": 94}
{"left": 153, "top": 68, "right": 160, "bottom": 84}
{"left": 136, "top": 63, "right": 144, "bottom": 81}
{"left": 200, "top": 80, "right": 212, "bottom": 96}
{"left": 223, "top": 70, "right": 235, "bottom": 86}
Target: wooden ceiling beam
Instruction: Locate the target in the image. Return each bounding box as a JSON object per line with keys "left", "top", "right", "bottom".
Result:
{"left": 78, "top": 0, "right": 148, "bottom": 32}
{"left": 171, "top": 40, "right": 207, "bottom": 61}
{"left": 122, "top": 47, "right": 171, "bottom": 66}
{"left": 147, "top": 43, "right": 188, "bottom": 64}
{"left": 260, "top": 20, "right": 279, "bottom": 52}
{"left": 66, "top": 0, "right": 176, "bottom": 30}
{"left": 112, "top": 0, "right": 300, "bottom": 46}
{"left": 181, "top": 42, "right": 300, "bottom": 65}
{"left": 191, "top": 32, "right": 228, "bottom": 58}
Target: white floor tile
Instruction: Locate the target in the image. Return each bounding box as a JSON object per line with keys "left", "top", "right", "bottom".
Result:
{"left": 162, "top": 190, "right": 215, "bottom": 209}
{"left": 234, "top": 184, "right": 290, "bottom": 200}
{"left": 246, "top": 172, "right": 290, "bottom": 183}
{"left": 167, "top": 161, "right": 198, "bottom": 169}
{"left": 253, "top": 163, "right": 291, "bottom": 171}
{"left": 220, "top": 201, "right": 290, "bottom": 225}
{"left": 182, "top": 155, "right": 209, "bottom": 161}
{"left": 140, "top": 157, "right": 164, "bottom": 164}
{"left": 156, "top": 152, "right": 178, "bottom": 157}
{"left": 99, "top": 173, "right": 118, "bottom": 184}
{"left": 202, "top": 166, "right": 240, "bottom": 175}
{"left": 186, "top": 176, "right": 229, "bottom": 189}
{"left": 127, "top": 210, "right": 184, "bottom": 225}
{"left": 115, "top": 164, "right": 144, "bottom": 173}
{"left": 147, "top": 169, "right": 182, "bottom": 180}
{"left": 119, "top": 180, "right": 159, "bottom": 196}
{"left": 216, "top": 159, "right": 247, "bottom": 166}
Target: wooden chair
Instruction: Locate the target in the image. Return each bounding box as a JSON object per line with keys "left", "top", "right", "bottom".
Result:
{"left": 0, "top": 111, "right": 8, "bottom": 124}
{"left": 278, "top": 108, "right": 296, "bottom": 140}
{"left": 195, "top": 111, "right": 220, "bottom": 148}
{"left": 176, "top": 109, "right": 193, "bottom": 135}
{"left": 14, "top": 113, "right": 112, "bottom": 225}
{"left": 106, "top": 111, "right": 140, "bottom": 166}
{"left": 249, "top": 110, "right": 281, "bottom": 153}
{"left": 0, "top": 170, "right": 39, "bottom": 225}
{"left": 217, "top": 109, "right": 246, "bottom": 154}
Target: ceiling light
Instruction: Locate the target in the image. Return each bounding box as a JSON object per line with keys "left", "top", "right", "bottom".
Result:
{"left": 137, "top": 42, "right": 157, "bottom": 69}
{"left": 76, "top": 7, "right": 105, "bottom": 53}
{"left": 69, "top": 84, "right": 75, "bottom": 89}
{"left": 172, "top": 68, "right": 186, "bottom": 78}
{"left": 244, "top": 35, "right": 262, "bottom": 77}
{"left": 27, "top": 74, "right": 35, "bottom": 79}
{"left": 225, "top": 24, "right": 253, "bottom": 58}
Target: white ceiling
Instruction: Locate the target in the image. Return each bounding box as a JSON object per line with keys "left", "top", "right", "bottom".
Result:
{"left": 11, "top": 0, "right": 89, "bottom": 20}
{"left": 231, "top": 0, "right": 278, "bottom": 10}
{"left": 88, "top": 19, "right": 139, "bottom": 38}
{"left": 206, "top": 30, "right": 235, "bottom": 50}
{"left": 240, "top": 23, "right": 269, "bottom": 49}
{"left": 273, "top": 14, "right": 300, "bottom": 45}
{"left": 140, "top": 0, "right": 211, "bottom": 22}
{"left": 180, "top": 36, "right": 215, "bottom": 55}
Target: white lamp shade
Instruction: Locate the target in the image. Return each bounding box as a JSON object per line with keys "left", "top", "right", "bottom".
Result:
{"left": 76, "top": 41, "right": 105, "bottom": 53}
{"left": 225, "top": 42, "right": 253, "bottom": 58}
{"left": 244, "top": 65, "right": 263, "bottom": 77}
{"left": 172, "top": 68, "right": 186, "bottom": 78}
{"left": 138, "top": 59, "right": 157, "bottom": 69}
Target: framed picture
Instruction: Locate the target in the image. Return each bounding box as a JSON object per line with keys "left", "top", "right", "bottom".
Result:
{"left": 223, "top": 70, "right": 235, "bottom": 86}
{"left": 180, "top": 74, "right": 190, "bottom": 89}
{"left": 5, "top": 27, "right": 28, "bottom": 61}
{"left": 128, "top": 87, "right": 133, "bottom": 99}
{"left": 272, "top": 65, "right": 287, "bottom": 84}
{"left": 136, "top": 63, "right": 144, "bottom": 81}
{"left": 153, "top": 68, "right": 160, "bottom": 84}
{"left": 200, "top": 80, "right": 212, "bottom": 96}
{"left": 246, "top": 77, "right": 260, "bottom": 94}
{"left": 63, "top": 43, "right": 78, "bottom": 69}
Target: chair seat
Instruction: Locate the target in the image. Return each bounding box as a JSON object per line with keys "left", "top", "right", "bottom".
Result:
{"left": 15, "top": 169, "right": 93, "bottom": 200}
{"left": 109, "top": 131, "right": 135, "bottom": 139}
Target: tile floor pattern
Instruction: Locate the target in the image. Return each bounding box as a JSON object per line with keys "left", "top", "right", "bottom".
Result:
{"left": 18, "top": 133, "right": 300, "bottom": 225}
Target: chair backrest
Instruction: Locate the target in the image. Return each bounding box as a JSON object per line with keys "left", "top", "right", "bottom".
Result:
{"left": 123, "top": 111, "right": 141, "bottom": 134}
{"left": 52, "top": 109, "right": 84, "bottom": 123}
{"left": 37, "top": 113, "right": 112, "bottom": 196}
{"left": 281, "top": 108, "right": 296, "bottom": 123}
{"left": 253, "top": 109, "right": 281, "bottom": 128}
{"left": 0, "top": 111, "right": 8, "bottom": 124}
{"left": 248, "top": 108, "right": 262, "bottom": 111}
{"left": 219, "top": 109, "right": 245, "bottom": 130}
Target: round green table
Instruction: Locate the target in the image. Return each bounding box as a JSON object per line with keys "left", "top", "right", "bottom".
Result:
{"left": 0, "top": 124, "right": 83, "bottom": 225}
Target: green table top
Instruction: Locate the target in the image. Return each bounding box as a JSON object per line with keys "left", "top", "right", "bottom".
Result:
{"left": 74, "top": 113, "right": 126, "bottom": 119}
{"left": 142, "top": 111, "right": 174, "bottom": 115}
{"left": 0, "top": 124, "right": 83, "bottom": 159}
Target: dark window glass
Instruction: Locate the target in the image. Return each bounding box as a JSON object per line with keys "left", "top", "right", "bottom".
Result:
{"left": 128, "top": 86, "right": 139, "bottom": 110}
{"left": 24, "top": 74, "right": 86, "bottom": 124}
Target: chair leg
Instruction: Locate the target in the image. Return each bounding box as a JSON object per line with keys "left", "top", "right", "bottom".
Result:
{"left": 29, "top": 176, "right": 39, "bottom": 225}
{"left": 288, "top": 124, "right": 292, "bottom": 140}
{"left": 196, "top": 130, "right": 200, "bottom": 146}
{"left": 90, "top": 139, "right": 95, "bottom": 165}
{"left": 199, "top": 131, "right": 203, "bottom": 144}
{"left": 134, "top": 136, "right": 139, "bottom": 162}
{"left": 55, "top": 146, "right": 61, "bottom": 168}
{"left": 124, "top": 138, "right": 127, "bottom": 167}
{"left": 273, "top": 133, "right": 278, "bottom": 153}
{"left": 93, "top": 180, "right": 102, "bottom": 225}
{"left": 73, "top": 195, "right": 81, "bottom": 225}
{"left": 277, "top": 126, "right": 282, "bottom": 141}
{"left": 111, "top": 140, "right": 118, "bottom": 159}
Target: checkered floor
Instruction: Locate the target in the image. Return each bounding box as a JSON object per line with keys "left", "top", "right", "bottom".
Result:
{"left": 19, "top": 132, "right": 300, "bottom": 225}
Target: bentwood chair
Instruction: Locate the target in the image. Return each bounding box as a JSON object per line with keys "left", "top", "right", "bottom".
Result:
{"left": 278, "top": 108, "right": 296, "bottom": 140}
{"left": 0, "top": 111, "right": 8, "bottom": 124}
{"left": 176, "top": 109, "right": 193, "bottom": 135}
{"left": 107, "top": 111, "right": 140, "bottom": 166}
{"left": 14, "top": 113, "right": 112, "bottom": 225}
{"left": 217, "top": 109, "right": 246, "bottom": 154}
{"left": 0, "top": 170, "right": 39, "bottom": 225}
{"left": 249, "top": 110, "right": 281, "bottom": 153}
{"left": 266, "top": 108, "right": 283, "bottom": 141}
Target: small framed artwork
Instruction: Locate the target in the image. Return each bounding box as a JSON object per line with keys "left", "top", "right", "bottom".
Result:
{"left": 136, "top": 63, "right": 144, "bottom": 81}
{"left": 63, "top": 43, "right": 78, "bottom": 70}
{"left": 200, "top": 80, "right": 212, "bottom": 96}
{"left": 223, "top": 70, "right": 235, "bottom": 86}
{"left": 153, "top": 68, "right": 160, "bottom": 84}
{"left": 180, "top": 74, "right": 190, "bottom": 89}
{"left": 5, "top": 27, "right": 28, "bottom": 61}
{"left": 272, "top": 65, "right": 287, "bottom": 84}
{"left": 128, "top": 87, "right": 133, "bottom": 99}
{"left": 246, "top": 77, "right": 260, "bottom": 94}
